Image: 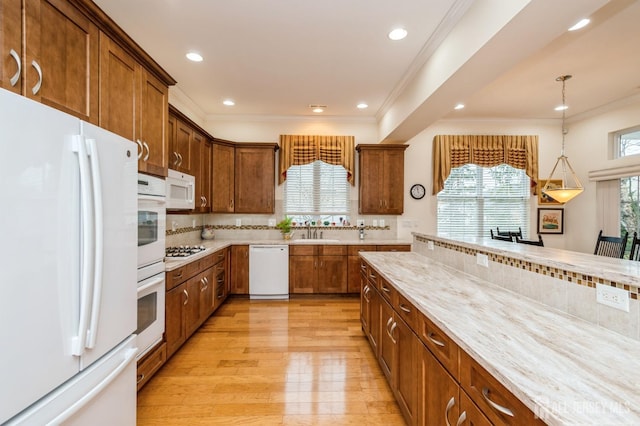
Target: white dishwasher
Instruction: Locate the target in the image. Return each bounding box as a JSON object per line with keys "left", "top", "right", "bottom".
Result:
{"left": 249, "top": 245, "right": 289, "bottom": 299}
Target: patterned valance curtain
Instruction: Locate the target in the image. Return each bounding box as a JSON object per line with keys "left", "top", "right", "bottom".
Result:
{"left": 278, "top": 134, "right": 355, "bottom": 185}
{"left": 432, "top": 135, "right": 539, "bottom": 195}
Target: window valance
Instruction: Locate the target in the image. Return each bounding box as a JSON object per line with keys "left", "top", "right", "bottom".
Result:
{"left": 278, "top": 134, "right": 355, "bottom": 185}
{"left": 432, "top": 134, "right": 539, "bottom": 195}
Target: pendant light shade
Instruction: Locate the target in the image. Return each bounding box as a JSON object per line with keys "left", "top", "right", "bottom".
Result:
{"left": 541, "top": 75, "right": 583, "bottom": 203}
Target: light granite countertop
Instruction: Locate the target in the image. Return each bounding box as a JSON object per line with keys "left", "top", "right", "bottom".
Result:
{"left": 360, "top": 251, "right": 640, "bottom": 425}
{"left": 417, "top": 232, "right": 640, "bottom": 289}
{"left": 164, "top": 239, "right": 410, "bottom": 271}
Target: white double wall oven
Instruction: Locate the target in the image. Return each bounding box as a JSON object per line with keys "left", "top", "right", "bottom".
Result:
{"left": 136, "top": 173, "right": 167, "bottom": 360}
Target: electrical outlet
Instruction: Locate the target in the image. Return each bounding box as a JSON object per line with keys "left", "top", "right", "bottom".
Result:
{"left": 476, "top": 253, "right": 489, "bottom": 268}
{"left": 236, "top": 218, "right": 242, "bottom": 227}
{"left": 357, "top": 219, "right": 365, "bottom": 227}
{"left": 379, "top": 219, "right": 385, "bottom": 227}
{"left": 372, "top": 220, "right": 378, "bottom": 227}
{"left": 596, "top": 283, "right": 630, "bottom": 312}
{"left": 192, "top": 219, "right": 197, "bottom": 228}
{"left": 171, "top": 221, "right": 178, "bottom": 232}
{"left": 268, "top": 219, "right": 276, "bottom": 227}
{"left": 427, "top": 241, "right": 434, "bottom": 251}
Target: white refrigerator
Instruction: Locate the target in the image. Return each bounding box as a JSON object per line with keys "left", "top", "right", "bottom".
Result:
{"left": 0, "top": 88, "right": 138, "bottom": 425}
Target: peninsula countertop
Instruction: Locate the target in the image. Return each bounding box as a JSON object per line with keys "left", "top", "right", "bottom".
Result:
{"left": 360, "top": 250, "right": 640, "bottom": 426}
{"left": 163, "top": 239, "right": 411, "bottom": 271}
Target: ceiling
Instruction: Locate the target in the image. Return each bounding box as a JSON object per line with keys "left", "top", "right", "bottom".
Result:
{"left": 93, "top": 0, "right": 640, "bottom": 137}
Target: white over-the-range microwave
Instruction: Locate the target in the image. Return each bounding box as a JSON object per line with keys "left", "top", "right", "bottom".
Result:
{"left": 166, "top": 169, "right": 195, "bottom": 210}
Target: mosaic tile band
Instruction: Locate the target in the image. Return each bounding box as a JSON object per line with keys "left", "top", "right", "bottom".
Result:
{"left": 166, "top": 224, "right": 390, "bottom": 236}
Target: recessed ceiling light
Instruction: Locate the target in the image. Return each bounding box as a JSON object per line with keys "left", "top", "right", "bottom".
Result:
{"left": 223, "top": 99, "right": 235, "bottom": 106}
{"left": 568, "top": 18, "right": 590, "bottom": 31}
{"left": 309, "top": 104, "right": 326, "bottom": 113}
{"left": 454, "top": 103, "right": 465, "bottom": 110}
{"left": 555, "top": 105, "right": 568, "bottom": 111}
{"left": 388, "top": 28, "right": 408, "bottom": 41}
{"left": 186, "top": 52, "right": 203, "bottom": 62}
{"left": 312, "top": 107, "right": 324, "bottom": 113}
{"left": 357, "top": 103, "right": 368, "bottom": 109}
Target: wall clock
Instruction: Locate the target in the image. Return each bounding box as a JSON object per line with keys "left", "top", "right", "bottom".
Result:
{"left": 410, "top": 184, "right": 426, "bottom": 200}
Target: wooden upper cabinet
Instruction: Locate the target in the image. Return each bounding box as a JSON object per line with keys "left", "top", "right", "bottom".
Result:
{"left": 234, "top": 144, "right": 278, "bottom": 213}
{"left": 23, "top": 0, "right": 99, "bottom": 123}
{"left": 139, "top": 70, "right": 168, "bottom": 176}
{"left": 193, "top": 131, "right": 212, "bottom": 213}
{"left": 212, "top": 141, "right": 235, "bottom": 213}
{"left": 357, "top": 144, "right": 408, "bottom": 214}
{"left": 0, "top": 0, "right": 23, "bottom": 94}
{"left": 171, "top": 118, "right": 193, "bottom": 173}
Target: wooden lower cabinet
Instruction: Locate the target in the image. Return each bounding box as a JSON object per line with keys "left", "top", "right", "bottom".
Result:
{"left": 136, "top": 342, "right": 166, "bottom": 391}
{"left": 360, "top": 266, "right": 380, "bottom": 356}
{"left": 347, "top": 245, "right": 410, "bottom": 293}
{"left": 230, "top": 245, "right": 249, "bottom": 294}
{"left": 165, "top": 282, "right": 187, "bottom": 358}
{"left": 289, "top": 245, "right": 348, "bottom": 294}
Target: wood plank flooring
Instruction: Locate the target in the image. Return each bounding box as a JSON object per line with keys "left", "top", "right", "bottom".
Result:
{"left": 137, "top": 296, "right": 405, "bottom": 425}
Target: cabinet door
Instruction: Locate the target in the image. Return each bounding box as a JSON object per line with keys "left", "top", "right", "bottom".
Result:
{"left": 235, "top": 146, "right": 275, "bottom": 213}
{"left": 358, "top": 148, "right": 384, "bottom": 213}
{"left": 172, "top": 119, "right": 192, "bottom": 173}
{"left": 0, "top": 0, "right": 22, "bottom": 93}
{"left": 382, "top": 149, "right": 405, "bottom": 214}
{"left": 24, "top": 0, "right": 99, "bottom": 122}
{"left": 368, "top": 287, "right": 381, "bottom": 357}
{"left": 348, "top": 256, "right": 363, "bottom": 293}
{"left": 230, "top": 245, "right": 249, "bottom": 294}
{"left": 165, "top": 283, "right": 187, "bottom": 358}
{"left": 213, "top": 262, "right": 227, "bottom": 310}
{"left": 318, "top": 255, "right": 347, "bottom": 293}
{"left": 459, "top": 392, "right": 492, "bottom": 426}
{"left": 395, "top": 317, "right": 419, "bottom": 425}
{"left": 289, "top": 255, "right": 317, "bottom": 294}
{"left": 420, "top": 343, "right": 460, "bottom": 426}
{"left": 185, "top": 276, "right": 201, "bottom": 338}
{"left": 212, "top": 142, "right": 235, "bottom": 212}
{"left": 198, "top": 267, "right": 215, "bottom": 324}
{"left": 139, "top": 69, "right": 168, "bottom": 177}
{"left": 379, "top": 298, "right": 395, "bottom": 382}
{"left": 98, "top": 32, "right": 138, "bottom": 142}
{"left": 360, "top": 273, "right": 370, "bottom": 331}
{"left": 200, "top": 138, "right": 212, "bottom": 211}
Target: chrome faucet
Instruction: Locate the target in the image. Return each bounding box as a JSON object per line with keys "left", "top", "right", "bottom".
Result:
{"left": 306, "top": 223, "right": 311, "bottom": 239}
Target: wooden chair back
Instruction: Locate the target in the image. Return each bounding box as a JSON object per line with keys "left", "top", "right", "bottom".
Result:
{"left": 629, "top": 232, "right": 640, "bottom": 261}
{"left": 515, "top": 234, "right": 544, "bottom": 247}
{"left": 593, "top": 230, "right": 628, "bottom": 259}
{"left": 490, "top": 229, "right": 513, "bottom": 242}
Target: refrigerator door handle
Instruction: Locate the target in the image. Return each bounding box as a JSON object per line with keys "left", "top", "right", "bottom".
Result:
{"left": 47, "top": 346, "right": 137, "bottom": 425}
{"left": 85, "top": 139, "right": 104, "bottom": 349}
{"left": 71, "top": 135, "right": 95, "bottom": 356}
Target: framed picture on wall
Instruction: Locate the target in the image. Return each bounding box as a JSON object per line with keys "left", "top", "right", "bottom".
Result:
{"left": 537, "top": 208, "right": 564, "bottom": 234}
{"left": 538, "top": 179, "right": 565, "bottom": 205}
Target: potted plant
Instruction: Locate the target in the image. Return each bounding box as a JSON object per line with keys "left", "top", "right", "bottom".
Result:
{"left": 276, "top": 216, "right": 294, "bottom": 239}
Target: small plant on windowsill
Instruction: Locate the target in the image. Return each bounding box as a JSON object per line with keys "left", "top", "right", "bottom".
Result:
{"left": 276, "top": 216, "right": 294, "bottom": 240}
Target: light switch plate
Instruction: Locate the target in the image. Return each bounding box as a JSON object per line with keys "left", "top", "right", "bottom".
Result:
{"left": 596, "top": 283, "right": 630, "bottom": 312}
{"left": 236, "top": 218, "right": 242, "bottom": 227}
{"left": 476, "top": 253, "right": 489, "bottom": 268}
{"left": 379, "top": 219, "right": 385, "bottom": 227}
{"left": 372, "top": 220, "right": 378, "bottom": 227}
{"left": 427, "top": 241, "right": 434, "bottom": 250}
{"left": 356, "top": 219, "right": 365, "bottom": 227}
{"left": 268, "top": 219, "right": 276, "bottom": 227}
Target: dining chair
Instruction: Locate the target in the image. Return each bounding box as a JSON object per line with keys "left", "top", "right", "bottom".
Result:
{"left": 490, "top": 229, "right": 513, "bottom": 242}
{"left": 515, "top": 234, "right": 544, "bottom": 247}
{"left": 628, "top": 232, "right": 640, "bottom": 261}
{"left": 496, "top": 227, "right": 522, "bottom": 238}
{"left": 593, "top": 230, "right": 628, "bottom": 259}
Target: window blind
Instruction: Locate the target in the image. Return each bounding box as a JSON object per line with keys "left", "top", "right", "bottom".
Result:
{"left": 284, "top": 160, "right": 350, "bottom": 219}
{"left": 437, "top": 164, "right": 530, "bottom": 238}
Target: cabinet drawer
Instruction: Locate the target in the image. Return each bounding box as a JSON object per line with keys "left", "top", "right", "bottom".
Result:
{"left": 419, "top": 313, "right": 459, "bottom": 380}
{"left": 378, "top": 277, "right": 397, "bottom": 305}
{"left": 289, "top": 245, "right": 317, "bottom": 256}
{"left": 166, "top": 266, "right": 188, "bottom": 290}
{"left": 319, "top": 245, "right": 346, "bottom": 256}
{"left": 348, "top": 245, "right": 377, "bottom": 256}
{"left": 137, "top": 342, "right": 166, "bottom": 391}
{"left": 187, "top": 254, "right": 215, "bottom": 277}
{"left": 377, "top": 244, "right": 411, "bottom": 252}
{"left": 395, "top": 292, "right": 417, "bottom": 331}
{"left": 460, "top": 351, "right": 544, "bottom": 426}
{"left": 213, "top": 248, "right": 227, "bottom": 265}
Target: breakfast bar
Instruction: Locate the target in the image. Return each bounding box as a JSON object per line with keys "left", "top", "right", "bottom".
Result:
{"left": 358, "top": 233, "right": 640, "bottom": 425}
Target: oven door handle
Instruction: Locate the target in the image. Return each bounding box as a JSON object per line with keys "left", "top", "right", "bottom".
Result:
{"left": 138, "top": 194, "right": 166, "bottom": 205}
{"left": 138, "top": 275, "right": 165, "bottom": 293}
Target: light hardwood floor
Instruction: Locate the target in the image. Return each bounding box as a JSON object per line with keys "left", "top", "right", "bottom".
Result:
{"left": 137, "top": 296, "right": 405, "bottom": 425}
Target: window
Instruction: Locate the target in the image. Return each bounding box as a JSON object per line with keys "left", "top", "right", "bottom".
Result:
{"left": 284, "top": 160, "right": 350, "bottom": 225}
{"left": 620, "top": 176, "right": 640, "bottom": 236}
{"left": 437, "top": 164, "right": 530, "bottom": 238}
{"left": 615, "top": 126, "right": 640, "bottom": 158}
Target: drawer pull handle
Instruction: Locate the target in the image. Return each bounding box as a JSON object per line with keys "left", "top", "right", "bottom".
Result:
{"left": 363, "top": 285, "right": 371, "bottom": 302}
{"left": 399, "top": 304, "right": 411, "bottom": 313}
{"left": 136, "top": 373, "right": 145, "bottom": 384}
{"left": 381, "top": 286, "right": 390, "bottom": 293}
{"left": 427, "top": 332, "right": 446, "bottom": 347}
{"left": 31, "top": 60, "right": 42, "bottom": 95}
{"left": 388, "top": 321, "right": 397, "bottom": 344}
{"left": 183, "top": 289, "right": 189, "bottom": 305}
{"left": 456, "top": 411, "right": 467, "bottom": 426}
{"left": 385, "top": 316, "right": 394, "bottom": 334}
{"left": 9, "top": 49, "right": 21, "bottom": 86}
{"left": 174, "top": 271, "right": 183, "bottom": 279}
{"left": 445, "top": 396, "right": 455, "bottom": 426}
{"left": 482, "top": 387, "right": 514, "bottom": 417}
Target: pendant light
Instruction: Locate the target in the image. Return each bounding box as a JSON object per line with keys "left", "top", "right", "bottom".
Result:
{"left": 541, "top": 75, "right": 584, "bottom": 203}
